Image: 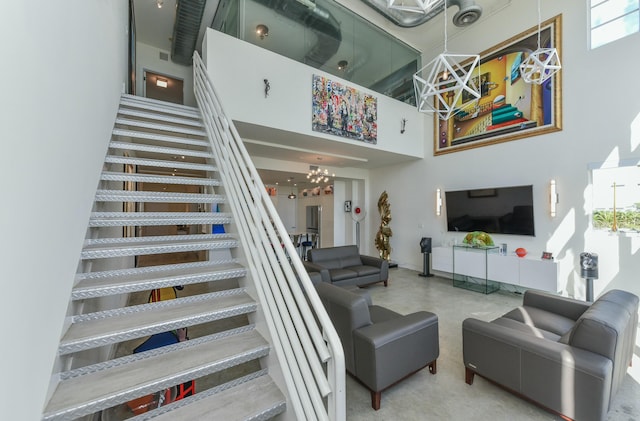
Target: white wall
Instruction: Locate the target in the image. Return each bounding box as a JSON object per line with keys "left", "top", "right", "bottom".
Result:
{"left": 136, "top": 41, "right": 196, "bottom": 106}
{"left": 370, "top": 1, "right": 640, "bottom": 300}
{"left": 0, "top": 2, "right": 129, "bottom": 418}
{"left": 203, "top": 28, "right": 425, "bottom": 159}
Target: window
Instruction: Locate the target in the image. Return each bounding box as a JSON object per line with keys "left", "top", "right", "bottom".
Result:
{"left": 590, "top": 0, "right": 640, "bottom": 48}
{"left": 591, "top": 163, "right": 640, "bottom": 232}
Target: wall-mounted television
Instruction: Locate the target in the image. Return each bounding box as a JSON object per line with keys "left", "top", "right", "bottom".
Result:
{"left": 445, "top": 185, "right": 535, "bottom": 236}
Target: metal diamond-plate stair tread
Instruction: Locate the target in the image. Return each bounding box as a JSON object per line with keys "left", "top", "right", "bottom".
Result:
{"left": 94, "top": 189, "right": 224, "bottom": 203}
{"left": 73, "top": 262, "right": 246, "bottom": 299}
{"left": 120, "top": 94, "right": 200, "bottom": 117}
{"left": 111, "top": 128, "right": 208, "bottom": 147}
{"left": 89, "top": 212, "right": 231, "bottom": 227}
{"left": 115, "top": 117, "right": 206, "bottom": 137}
{"left": 101, "top": 171, "right": 220, "bottom": 186}
{"left": 59, "top": 290, "right": 256, "bottom": 355}
{"left": 44, "top": 329, "right": 269, "bottom": 421}
{"left": 81, "top": 234, "right": 238, "bottom": 259}
{"left": 104, "top": 155, "right": 215, "bottom": 171}
{"left": 147, "top": 374, "right": 286, "bottom": 421}
{"left": 118, "top": 108, "right": 204, "bottom": 128}
{"left": 108, "top": 141, "right": 212, "bottom": 158}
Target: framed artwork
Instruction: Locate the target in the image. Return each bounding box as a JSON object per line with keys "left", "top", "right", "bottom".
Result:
{"left": 541, "top": 251, "right": 554, "bottom": 260}
{"left": 434, "top": 15, "right": 562, "bottom": 156}
{"left": 312, "top": 74, "right": 378, "bottom": 144}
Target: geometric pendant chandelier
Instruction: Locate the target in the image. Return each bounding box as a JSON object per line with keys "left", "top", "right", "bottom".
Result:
{"left": 412, "top": 2, "right": 480, "bottom": 120}
{"left": 519, "top": 0, "right": 561, "bottom": 84}
{"left": 387, "top": 0, "right": 440, "bottom": 14}
{"left": 413, "top": 53, "right": 480, "bottom": 120}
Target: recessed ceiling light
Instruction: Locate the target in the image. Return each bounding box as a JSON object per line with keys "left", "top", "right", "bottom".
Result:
{"left": 338, "top": 60, "right": 348, "bottom": 70}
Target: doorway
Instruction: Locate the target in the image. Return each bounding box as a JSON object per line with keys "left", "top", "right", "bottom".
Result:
{"left": 144, "top": 70, "right": 184, "bottom": 104}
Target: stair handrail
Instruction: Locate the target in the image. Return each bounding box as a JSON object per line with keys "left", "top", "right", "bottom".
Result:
{"left": 193, "top": 52, "right": 345, "bottom": 421}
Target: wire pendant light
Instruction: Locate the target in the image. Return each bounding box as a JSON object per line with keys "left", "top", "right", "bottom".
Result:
{"left": 519, "top": 0, "right": 561, "bottom": 84}
{"left": 387, "top": 0, "right": 440, "bottom": 14}
{"left": 413, "top": 2, "right": 480, "bottom": 120}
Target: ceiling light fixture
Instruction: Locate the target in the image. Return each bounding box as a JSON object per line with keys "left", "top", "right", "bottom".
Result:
{"left": 519, "top": 0, "right": 561, "bottom": 84}
{"left": 307, "top": 166, "right": 335, "bottom": 184}
{"left": 156, "top": 0, "right": 163, "bottom": 8}
{"left": 412, "top": 2, "right": 480, "bottom": 120}
{"left": 156, "top": 78, "right": 168, "bottom": 88}
{"left": 287, "top": 178, "right": 297, "bottom": 199}
{"left": 256, "top": 24, "right": 269, "bottom": 40}
{"left": 387, "top": 0, "right": 439, "bottom": 14}
{"left": 338, "top": 60, "right": 348, "bottom": 70}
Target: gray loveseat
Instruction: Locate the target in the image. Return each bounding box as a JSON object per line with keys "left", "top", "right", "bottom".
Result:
{"left": 315, "top": 282, "right": 439, "bottom": 410}
{"left": 304, "top": 245, "right": 389, "bottom": 287}
{"left": 463, "top": 289, "right": 639, "bottom": 421}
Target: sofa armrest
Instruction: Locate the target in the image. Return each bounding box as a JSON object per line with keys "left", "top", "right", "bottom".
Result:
{"left": 463, "top": 318, "right": 612, "bottom": 421}
{"left": 303, "top": 261, "right": 330, "bottom": 283}
{"left": 360, "top": 255, "right": 389, "bottom": 280}
{"left": 353, "top": 312, "right": 439, "bottom": 391}
{"left": 523, "top": 290, "right": 590, "bottom": 321}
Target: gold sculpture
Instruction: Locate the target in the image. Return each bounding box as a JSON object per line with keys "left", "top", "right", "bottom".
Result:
{"left": 375, "top": 191, "right": 393, "bottom": 260}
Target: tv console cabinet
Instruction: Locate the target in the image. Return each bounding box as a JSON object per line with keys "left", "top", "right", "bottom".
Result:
{"left": 432, "top": 246, "right": 559, "bottom": 293}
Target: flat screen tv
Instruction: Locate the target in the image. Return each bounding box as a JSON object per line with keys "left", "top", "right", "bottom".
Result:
{"left": 445, "top": 185, "right": 535, "bottom": 236}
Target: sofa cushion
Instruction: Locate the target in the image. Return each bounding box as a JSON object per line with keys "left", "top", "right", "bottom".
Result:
{"left": 369, "top": 305, "right": 402, "bottom": 324}
{"left": 340, "top": 254, "right": 362, "bottom": 268}
{"left": 502, "top": 306, "right": 575, "bottom": 337}
{"left": 492, "top": 317, "right": 561, "bottom": 341}
{"left": 329, "top": 268, "right": 359, "bottom": 282}
{"left": 345, "top": 265, "right": 380, "bottom": 277}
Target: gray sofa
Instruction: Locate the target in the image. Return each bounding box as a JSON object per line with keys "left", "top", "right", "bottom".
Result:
{"left": 463, "top": 289, "right": 639, "bottom": 421}
{"left": 315, "top": 282, "right": 439, "bottom": 410}
{"left": 304, "top": 245, "right": 389, "bottom": 287}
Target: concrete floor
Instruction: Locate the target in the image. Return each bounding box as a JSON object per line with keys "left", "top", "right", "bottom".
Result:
{"left": 345, "top": 267, "right": 640, "bottom": 421}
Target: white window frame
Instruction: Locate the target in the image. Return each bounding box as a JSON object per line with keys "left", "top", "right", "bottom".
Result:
{"left": 590, "top": 0, "right": 640, "bottom": 49}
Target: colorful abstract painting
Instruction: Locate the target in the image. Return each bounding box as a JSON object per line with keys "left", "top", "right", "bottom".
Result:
{"left": 434, "top": 15, "right": 562, "bottom": 155}
{"left": 312, "top": 75, "right": 377, "bottom": 144}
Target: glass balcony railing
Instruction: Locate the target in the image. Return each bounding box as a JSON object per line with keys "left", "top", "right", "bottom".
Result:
{"left": 212, "top": 0, "right": 421, "bottom": 104}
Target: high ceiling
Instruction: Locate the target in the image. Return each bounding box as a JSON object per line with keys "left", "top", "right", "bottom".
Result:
{"left": 132, "top": 0, "right": 512, "bottom": 186}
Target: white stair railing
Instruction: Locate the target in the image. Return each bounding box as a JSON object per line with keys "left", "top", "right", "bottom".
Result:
{"left": 193, "top": 52, "right": 345, "bottom": 421}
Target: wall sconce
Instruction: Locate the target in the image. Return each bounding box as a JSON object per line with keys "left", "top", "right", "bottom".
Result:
{"left": 549, "top": 179, "right": 558, "bottom": 217}
{"left": 400, "top": 118, "right": 407, "bottom": 134}
{"left": 436, "top": 188, "right": 443, "bottom": 216}
{"left": 256, "top": 24, "right": 269, "bottom": 40}
{"left": 263, "top": 79, "right": 270, "bottom": 98}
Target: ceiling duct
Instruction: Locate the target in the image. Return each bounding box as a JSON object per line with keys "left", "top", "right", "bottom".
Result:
{"left": 253, "top": 0, "right": 342, "bottom": 68}
{"left": 171, "top": 0, "right": 208, "bottom": 65}
{"left": 360, "top": 0, "right": 482, "bottom": 28}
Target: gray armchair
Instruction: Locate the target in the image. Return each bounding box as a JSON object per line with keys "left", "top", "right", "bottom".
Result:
{"left": 463, "top": 289, "right": 639, "bottom": 421}
{"left": 315, "top": 282, "right": 439, "bottom": 410}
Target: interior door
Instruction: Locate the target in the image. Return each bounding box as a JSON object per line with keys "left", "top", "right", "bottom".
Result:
{"left": 144, "top": 70, "right": 184, "bottom": 104}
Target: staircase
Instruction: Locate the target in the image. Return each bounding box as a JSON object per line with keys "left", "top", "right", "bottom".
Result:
{"left": 42, "top": 94, "right": 288, "bottom": 420}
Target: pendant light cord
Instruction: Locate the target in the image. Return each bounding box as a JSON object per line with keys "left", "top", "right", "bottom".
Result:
{"left": 537, "top": 0, "right": 541, "bottom": 49}
{"left": 443, "top": 0, "right": 448, "bottom": 53}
